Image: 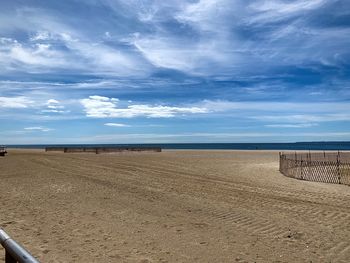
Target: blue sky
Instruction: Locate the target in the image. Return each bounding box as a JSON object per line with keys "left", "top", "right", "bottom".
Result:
{"left": 1, "top": 0, "right": 350, "bottom": 144}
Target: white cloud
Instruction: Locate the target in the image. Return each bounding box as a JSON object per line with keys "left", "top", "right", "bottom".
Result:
{"left": 30, "top": 31, "right": 51, "bottom": 41}
{"left": 104, "top": 31, "right": 111, "bottom": 38}
{"left": 47, "top": 99, "right": 59, "bottom": 104}
{"left": 199, "top": 100, "right": 350, "bottom": 113}
{"left": 197, "top": 100, "right": 350, "bottom": 126}
{"left": 46, "top": 99, "right": 64, "bottom": 109}
{"left": 41, "top": 98, "right": 67, "bottom": 114}
{"left": 80, "top": 95, "right": 208, "bottom": 118}
{"left": 26, "top": 28, "right": 151, "bottom": 76}
{"left": 127, "top": 0, "right": 338, "bottom": 76}
{"left": 104, "top": 123, "right": 130, "bottom": 127}
{"left": 0, "top": 37, "right": 68, "bottom": 70}
{"left": 123, "top": 0, "right": 241, "bottom": 75}
{"left": 175, "top": 0, "right": 234, "bottom": 32}
{"left": 41, "top": 109, "right": 68, "bottom": 113}
{"left": 0, "top": 96, "right": 33, "bottom": 108}
{"left": 265, "top": 123, "right": 318, "bottom": 128}
{"left": 65, "top": 40, "right": 146, "bottom": 75}
{"left": 131, "top": 0, "right": 236, "bottom": 75}
{"left": 0, "top": 1, "right": 345, "bottom": 78}
{"left": 133, "top": 37, "right": 196, "bottom": 71}
{"left": 0, "top": 9, "right": 151, "bottom": 76}
{"left": 248, "top": 0, "right": 327, "bottom": 22}
{"left": 257, "top": 114, "right": 350, "bottom": 123}
{"left": 24, "top": 126, "right": 53, "bottom": 132}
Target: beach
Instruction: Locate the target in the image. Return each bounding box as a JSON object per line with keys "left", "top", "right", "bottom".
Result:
{"left": 0, "top": 149, "right": 350, "bottom": 262}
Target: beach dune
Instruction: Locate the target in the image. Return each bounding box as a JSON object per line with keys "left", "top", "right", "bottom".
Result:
{"left": 0, "top": 149, "right": 350, "bottom": 262}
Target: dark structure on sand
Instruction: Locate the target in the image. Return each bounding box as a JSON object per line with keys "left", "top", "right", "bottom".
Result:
{"left": 0, "top": 146, "right": 7, "bottom": 156}
{"left": 45, "top": 146, "right": 161, "bottom": 154}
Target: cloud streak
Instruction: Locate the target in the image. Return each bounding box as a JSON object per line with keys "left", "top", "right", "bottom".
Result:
{"left": 104, "top": 123, "right": 130, "bottom": 127}
{"left": 24, "top": 126, "right": 53, "bottom": 132}
{"left": 80, "top": 95, "right": 207, "bottom": 118}
{"left": 0, "top": 96, "right": 33, "bottom": 108}
{"left": 264, "top": 123, "right": 318, "bottom": 128}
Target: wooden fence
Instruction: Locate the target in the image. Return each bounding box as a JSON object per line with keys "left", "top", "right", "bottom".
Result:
{"left": 279, "top": 152, "right": 350, "bottom": 186}
{"left": 45, "top": 146, "right": 161, "bottom": 154}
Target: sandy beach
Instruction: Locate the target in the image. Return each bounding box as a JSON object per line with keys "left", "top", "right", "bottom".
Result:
{"left": 0, "top": 149, "right": 350, "bottom": 262}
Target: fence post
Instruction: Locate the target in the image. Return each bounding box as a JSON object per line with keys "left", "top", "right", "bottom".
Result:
{"left": 300, "top": 157, "right": 303, "bottom": 180}
{"left": 279, "top": 152, "right": 281, "bottom": 172}
{"left": 308, "top": 151, "right": 311, "bottom": 177}
{"left": 337, "top": 151, "right": 341, "bottom": 184}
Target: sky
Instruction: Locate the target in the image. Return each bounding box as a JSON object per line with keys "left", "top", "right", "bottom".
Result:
{"left": 0, "top": 0, "right": 350, "bottom": 144}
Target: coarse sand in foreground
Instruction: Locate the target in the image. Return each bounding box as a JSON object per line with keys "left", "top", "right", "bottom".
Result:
{"left": 0, "top": 149, "right": 350, "bottom": 262}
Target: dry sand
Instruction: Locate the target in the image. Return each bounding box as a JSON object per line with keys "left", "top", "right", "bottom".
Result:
{"left": 0, "top": 149, "right": 350, "bottom": 262}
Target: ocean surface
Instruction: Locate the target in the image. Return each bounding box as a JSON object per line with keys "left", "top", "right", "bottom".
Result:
{"left": 5, "top": 142, "right": 350, "bottom": 151}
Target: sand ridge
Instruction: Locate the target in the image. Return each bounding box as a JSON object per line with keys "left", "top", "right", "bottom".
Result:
{"left": 0, "top": 149, "right": 350, "bottom": 262}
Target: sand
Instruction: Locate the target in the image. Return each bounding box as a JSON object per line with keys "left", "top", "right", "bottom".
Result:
{"left": 0, "top": 149, "right": 349, "bottom": 262}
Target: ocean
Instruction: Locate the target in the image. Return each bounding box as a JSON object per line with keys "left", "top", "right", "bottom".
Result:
{"left": 5, "top": 141, "right": 350, "bottom": 151}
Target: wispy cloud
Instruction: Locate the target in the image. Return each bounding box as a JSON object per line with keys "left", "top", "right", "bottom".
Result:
{"left": 265, "top": 123, "right": 318, "bottom": 128}
{"left": 80, "top": 95, "right": 207, "bottom": 118}
{"left": 1, "top": 0, "right": 349, "bottom": 78}
{"left": 199, "top": 100, "right": 350, "bottom": 114}
{"left": 257, "top": 114, "right": 350, "bottom": 123}
{"left": 24, "top": 126, "right": 53, "bottom": 132}
{"left": 0, "top": 8, "right": 151, "bottom": 76}
{"left": 0, "top": 37, "right": 69, "bottom": 72}
{"left": 104, "top": 123, "right": 130, "bottom": 127}
{"left": 0, "top": 96, "right": 33, "bottom": 108}
{"left": 41, "top": 99, "right": 68, "bottom": 113}
{"left": 247, "top": 0, "right": 328, "bottom": 24}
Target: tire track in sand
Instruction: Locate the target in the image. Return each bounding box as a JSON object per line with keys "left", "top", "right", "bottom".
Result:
{"left": 31, "top": 154, "right": 350, "bottom": 233}
{"left": 26, "top": 153, "right": 350, "bottom": 262}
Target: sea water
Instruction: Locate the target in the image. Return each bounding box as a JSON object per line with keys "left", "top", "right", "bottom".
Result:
{"left": 6, "top": 142, "right": 350, "bottom": 150}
